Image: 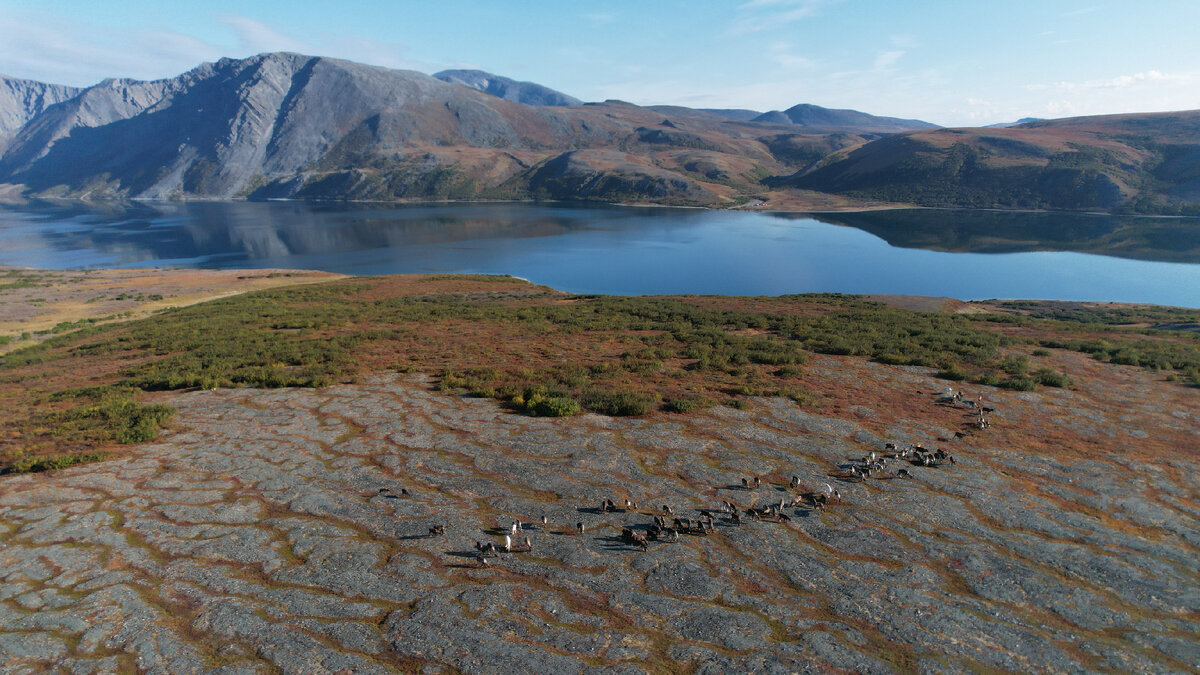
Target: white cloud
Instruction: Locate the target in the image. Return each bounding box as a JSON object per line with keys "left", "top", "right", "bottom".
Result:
{"left": 0, "top": 10, "right": 440, "bottom": 87}
{"left": 0, "top": 11, "right": 222, "bottom": 85}
{"left": 728, "top": 0, "right": 844, "bottom": 35}
{"left": 768, "top": 43, "right": 815, "bottom": 70}
{"left": 1028, "top": 69, "right": 1193, "bottom": 93}
{"left": 873, "top": 50, "right": 904, "bottom": 69}
{"left": 220, "top": 15, "right": 314, "bottom": 55}
{"left": 582, "top": 12, "right": 616, "bottom": 24}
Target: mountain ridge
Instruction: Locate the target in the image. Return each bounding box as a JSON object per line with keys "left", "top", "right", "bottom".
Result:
{"left": 0, "top": 75, "right": 82, "bottom": 151}
{"left": 1, "top": 52, "right": 1197, "bottom": 214}
{"left": 432, "top": 69, "right": 582, "bottom": 107}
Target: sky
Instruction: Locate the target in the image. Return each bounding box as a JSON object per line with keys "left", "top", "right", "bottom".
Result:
{"left": 1, "top": 0, "right": 1197, "bottom": 127}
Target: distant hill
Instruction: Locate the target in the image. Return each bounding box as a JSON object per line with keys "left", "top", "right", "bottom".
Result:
{"left": 751, "top": 103, "right": 938, "bottom": 134}
{"left": 985, "top": 117, "right": 1043, "bottom": 128}
{"left": 779, "top": 110, "right": 1200, "bottom": 213}
{"left": 699, "top": 108, "right": 763, "bottom": 121}
{"left": 432, "top": 69, "right": 582, "bottom": 106}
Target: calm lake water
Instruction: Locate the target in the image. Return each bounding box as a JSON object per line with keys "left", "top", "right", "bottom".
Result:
{"left": 2, "top": 200, "right": 1199, "bottom": 307}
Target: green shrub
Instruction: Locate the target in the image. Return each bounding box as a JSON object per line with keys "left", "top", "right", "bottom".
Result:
{"left": 783, "top": 388, "right": 819, "bottom": 407}
{"left": 938, "top": 365, "right": 970, "bottom": 381}
{"left": 525, "top": 395, "right": 580, "bottom": 417}
{"left": 665, "top": 395, "right": 715, "bottom": 413}
{"left": 6, "top": 451, "right": 107, "bottom": 474}
{"left": 1034, "top": 368, "right": 1071, "bottom": 387}
{"left": 49, "top": 389, "right": 175, "bottom": 444}
{"left": 998, "top": 355, "right": 1030, "bottom": 376}
{"left": 998, "top": 377, "right": 1037, "bottom": 391}
{"left": 581, "top": 389, "right": 656, "bottom": 416}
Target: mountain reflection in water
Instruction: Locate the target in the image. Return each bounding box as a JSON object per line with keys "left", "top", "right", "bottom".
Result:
{"left": 1, "top": 200, "right": 1198, "bottom": 306}
{"left": 810, "top": 209, "right": 1200, "bottom": 263}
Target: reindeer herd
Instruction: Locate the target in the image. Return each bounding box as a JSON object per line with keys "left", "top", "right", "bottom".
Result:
{"left": 402, "top": 390, "right": 987, "bottom": 567}
{"left": 402, "top": 437, "right": 965, "bottom": 566}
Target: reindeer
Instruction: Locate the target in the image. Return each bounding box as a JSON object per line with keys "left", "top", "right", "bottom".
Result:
{"left": 621, "top": 528, "right": 649, "bottom": 551}
{"left": 428, "top": 525, "right": 446, "bottom": 537}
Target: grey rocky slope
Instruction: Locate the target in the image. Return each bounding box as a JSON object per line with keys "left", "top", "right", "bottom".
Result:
{"left": 0, "top": 75, "right": 80, "bottom": 151}
{"left": 433, "top": 68, "right": 582, "bottom": 106}
{"left": 0, "top": 53, "right": 927, "bottom": 205}
{"left": 0, "top": 53, "right": 790, "bottom": 203}
{"left": 2, "top": 53, "right": 463, "bottom": 199}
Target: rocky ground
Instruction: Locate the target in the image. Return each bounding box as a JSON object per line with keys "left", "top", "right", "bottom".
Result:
{"left": 2, "top": 352, "right": 1198, "bottom": 674}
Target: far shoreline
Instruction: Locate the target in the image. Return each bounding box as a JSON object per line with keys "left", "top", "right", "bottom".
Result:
{"left": 6, "top": 192, "right": 1199, "bottom": 219}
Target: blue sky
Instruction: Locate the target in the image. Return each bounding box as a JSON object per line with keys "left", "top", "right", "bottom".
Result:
{"left": 1, "top": 0, "right": 1197, "bottom": 126}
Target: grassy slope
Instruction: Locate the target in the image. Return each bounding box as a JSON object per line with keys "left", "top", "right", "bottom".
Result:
{"left": 781, "top": 110, "right": 1200, "bottom": 214}
{"left": 2, "top": 273, "right": 1198, "bottom": 474}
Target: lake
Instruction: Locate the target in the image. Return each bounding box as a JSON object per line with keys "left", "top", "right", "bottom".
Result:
{"left": 2, "top": 200, "right": 1199, "bottom": 307}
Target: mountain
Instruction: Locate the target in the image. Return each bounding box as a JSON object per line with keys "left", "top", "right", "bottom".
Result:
{"left": 2, "top": 53, "right": 1198, "bottom": 214}
{"left": 751, "top": 103, "right": 938, "bottom": 134}
{"left": 432, "top": 69, "right": 582, "bottom": 106}
{"left": 0, "top": 53, "right": 817, "bottom": 204}
{"left": 0, "top": 75, "right": 81, "bottom": 150}
{"left": 779, "top": 110, "right": 1200, "bottom": 213}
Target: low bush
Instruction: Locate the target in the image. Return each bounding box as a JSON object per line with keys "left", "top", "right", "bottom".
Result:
{"left": 937, "top": 365, "right": 970, "bottom": 381}
{"left": 525, "top": 395, "right": 580, "bottom": 417}
{"left": 5, "top": 451, "right": 108, "bottom": 474}
{"left": 665, "top": 394, "right": 714, "bottom": 413}
{"left": 48, "top": 387, "right": 175, "bottom": 444}
{"left": 775, "top": 365, "right": 803, "bottom": 378}
{"left": 998, "top": 377, "right": 1037, "bottom": 391}
{"left": 581, "top": 389, "right": 657, "bottom": 416}
{"left": 1034, "top": 368, "right": 1071, "bottom": 387}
